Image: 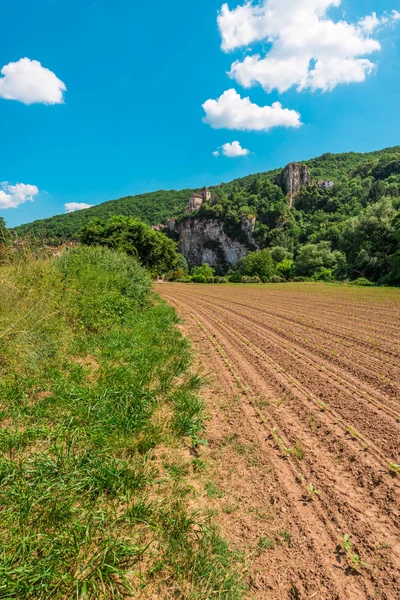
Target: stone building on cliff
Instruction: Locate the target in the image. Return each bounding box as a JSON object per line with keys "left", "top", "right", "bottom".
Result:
{"left": 186, "top": 187, "right": 211, "bottom": 212}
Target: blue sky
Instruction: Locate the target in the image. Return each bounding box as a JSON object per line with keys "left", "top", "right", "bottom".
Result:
{"left": 1, "top": 0, "right": 400, "bottom": 227}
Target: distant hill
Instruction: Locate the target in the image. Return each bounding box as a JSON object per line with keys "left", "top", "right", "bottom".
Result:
{"left": 13, "top": 145, "right": 400, "bottom": 245}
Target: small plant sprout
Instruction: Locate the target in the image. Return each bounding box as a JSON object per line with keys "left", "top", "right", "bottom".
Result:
{"left": 294, "top": 443, "right": 305, "bottom": 460}
{"left": 341, "top": 534, "right": 353, "bottom": 554}
{"left": 271, "top": 427, "right": 293, "bottom": 456}
{"left": 346, "top": 425, "right": 360, "bottom": 439}
{"left": 307, "top": 483, "right": 320, "bottom": 499}
{"left": 351, "top": 553, "right": 369, "bottom": 570}
{"left": 387, "top": 461, "right": 400, "bottom": 477}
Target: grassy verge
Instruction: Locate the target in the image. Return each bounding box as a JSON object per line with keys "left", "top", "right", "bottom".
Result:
{"left": 0, "top": 247, "right": 245, "bottom": 599}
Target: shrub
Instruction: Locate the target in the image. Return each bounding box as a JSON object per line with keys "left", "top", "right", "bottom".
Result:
{"left": 191, "top": 264, "right": 215, "bottom": 279}
{"left": 79, "top": 215, "right": 179, "bottom": 276}
{"left": 229, "top": 271, "right": 243, "bottom": 283}
{"left": 241, "top": 275, "right": 261, "bottom": 283}
{"left": 270, "top": 275, "right": 284, "bottom": 283}
{"left": 275, "top": 258, "right": 294, "bottom": 280}
{"left": 56, "top": 246, "right": 151, "bottom": 330}
{"left": 313, "top": 267, "right": 334, "bottom": 282}
{"left": 191, "top": 274, "right": 206, "bottom": 283}
{"left": 350, "top": 277, "right": 374, "bottom": 286}
{"left": 237, "top": 249, "right": 274, "bottom": 279}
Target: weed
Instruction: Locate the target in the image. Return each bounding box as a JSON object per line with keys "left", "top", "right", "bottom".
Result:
{"left": 258, "top": 536, "right": 275, "bottom": 550}
{"left": 223, "top": 503, "right": 239, "bottom": 514}
{"left": 192, "top": 458, "right": 207, "bottom": 472}
{"left": 205, "top": 481, "right": 224, "bottom": 499}
{"left": 278, "top": 530, "right": 292, "bottom": 546}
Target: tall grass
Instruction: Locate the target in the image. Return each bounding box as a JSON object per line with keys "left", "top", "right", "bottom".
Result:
{"left": 0, "top": 246, "right": 244, "bottom": 599}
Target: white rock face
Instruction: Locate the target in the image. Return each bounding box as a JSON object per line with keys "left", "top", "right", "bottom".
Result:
{"left": 177, "top": 218, "right": 253, "bottom": 270}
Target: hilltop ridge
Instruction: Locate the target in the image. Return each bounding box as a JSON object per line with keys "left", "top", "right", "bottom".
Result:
{"left": 13, "top": 145, "right": 400, "bottom": 243}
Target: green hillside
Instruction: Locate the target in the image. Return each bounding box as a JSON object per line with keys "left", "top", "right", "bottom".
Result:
{"left": 11, "top": 144, "right": 400, "bottom": 283}
{"left": 13, "top": 145, "right": 400, "bottom": 243}
{"left": 13, "top": 189, "right": 192, "bottom": 243}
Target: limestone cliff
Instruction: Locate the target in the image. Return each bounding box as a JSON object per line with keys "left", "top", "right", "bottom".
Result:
{"left": 174, "top": 218, "right": 256, "bottom": 271}
{"left": 276, "top": 162, "right": 310, "bottom": 208}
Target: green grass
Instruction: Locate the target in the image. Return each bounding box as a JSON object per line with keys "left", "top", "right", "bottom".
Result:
{"left": 0, "top": 246, "right": 245, "bottom": 599}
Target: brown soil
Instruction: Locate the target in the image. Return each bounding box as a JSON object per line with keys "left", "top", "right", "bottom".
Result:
{"left": 158, "top": 282, "right": 400, "bottom": 600}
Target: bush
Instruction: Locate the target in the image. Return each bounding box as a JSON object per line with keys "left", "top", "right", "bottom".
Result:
{"left": 350, "top": 277, "right": 374, "bottom": 286}
{"left": 191, "top": 264, "right": 215, "bottom": 279}
{"left": 313, "top": 267, "right": 334, "bottom": 282}
{"left": 79, "top": 215, "right": 179, "bottom": 276}
{"left": 191, "top": 274, "right": 206, "bottom": 283}
{"left": 295, "top": 241, "right": 346, "bottom": 279}
{"left": 270, "top": 275, "right": 285, "bottom": 283}
{"left": 241, "top": 275, "right": 261, "bottom": 283}
{"left": 275, "top": 258, "right": 294, "bottom": 280}
{"left": 228, "top": 271, "right": 243, "bottom": 283}
{"left": 56, "top": 246, "right": 151, "bottom": 330}
{"left": 237, "top": 249, "right": 274, "bottom": 279}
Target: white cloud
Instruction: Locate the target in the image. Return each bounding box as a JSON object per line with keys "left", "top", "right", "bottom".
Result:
{"left": 221, "top": 141, "right": 250, "bottom": 157}
{"left": 359, "top": 10, "right": 400, "bottom": 33}
{"left": 218, "top": 1, "right": 400, "bottom": 93}
{"left": 212, "top": 150, "right": 220, "bottom": 156}
{"left": 0, "top": 183, "right": 39, "bottom": 209}
{"left": 65, "top": 202, "right": 93, "bottom": 213}
{"left": 202, "top": 88, "right": 301, "bottom": 131}
{"left": 0, "top": 58, "right": 66, "bottom": 105}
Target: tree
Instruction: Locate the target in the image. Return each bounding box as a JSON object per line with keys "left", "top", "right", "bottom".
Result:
{"left": 237, "top": 249, "right": 274, "bottom": 279}
{"left": 270, "top": 246, "right": 293, "bottom": 264}
{"left": 295, "top": 241, "right": 347, "bottom": 279}
{"left": 0, "top": 217, "right": 8, "bottom": 245}
{"left": 191, "top": 264, "right": 215, "bottom": 278}
{"left": 275, "top": 259, "right": 294, "bottom": 280}
{"left": 79, "top": 216, "right": 179, "bottom": 275}
{"left": 340, "top": 198, "right": 398, "bottom": 281}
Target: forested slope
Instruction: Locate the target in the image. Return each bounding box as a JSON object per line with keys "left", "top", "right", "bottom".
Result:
{"left": 12, "top": 145, "right": 400, "bottom": 283}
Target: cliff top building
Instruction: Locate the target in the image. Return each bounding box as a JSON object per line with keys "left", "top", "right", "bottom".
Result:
{"left": 187, "top": 186, "right": 211, "bottom": 212}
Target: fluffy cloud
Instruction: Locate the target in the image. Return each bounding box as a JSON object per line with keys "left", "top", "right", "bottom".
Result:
{"left": 0, "top": 58, "right": 66, "bottom": 105}
{"left": 65, "top": 202, "right": 93, "bottom": 213}
{"left": 202, "top": 88, "right": 301, "bottom": 131}
{"left": 222, "top": 141, "right": 250, "bottom": 157}
{"left": 212, "top": 150, "right": 220, "bottom": 157}
{"left": 358, "top": 10, "right": 400, "bottom": 34}
{"left": 0, "top": 183, "right": 39, "bottom": 209}
{"left": 218, "top": 1, "right": 400, "bottom": 92}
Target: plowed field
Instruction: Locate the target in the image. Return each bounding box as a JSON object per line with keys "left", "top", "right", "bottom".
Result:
{"left": 158, "top": 282, "right": 400, "bottom": 600}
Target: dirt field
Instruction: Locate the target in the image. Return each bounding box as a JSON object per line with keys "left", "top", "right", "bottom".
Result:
{"left": 158, "top": 282, "right": 400, "bottom": 600}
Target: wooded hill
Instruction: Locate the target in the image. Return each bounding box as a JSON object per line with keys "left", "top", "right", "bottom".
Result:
{"left": 12, "top": 145, "right": 400, "bottom": 283}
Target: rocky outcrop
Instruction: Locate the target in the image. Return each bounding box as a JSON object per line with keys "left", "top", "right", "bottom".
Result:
{"left": 176, "top": 218, "right": 256, "bottom": 271}
{"left": 240, "top": 215, "right": 256, "bottom": 243}
{"left": 276, "top": 163, "right": 310, "bottom": 208}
